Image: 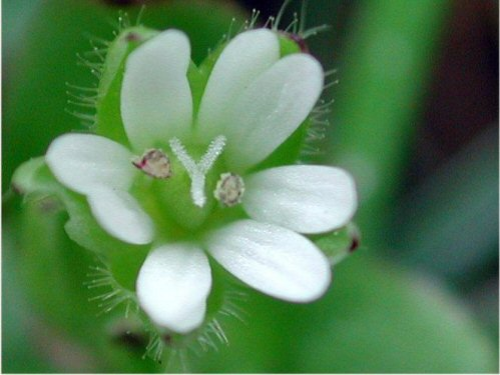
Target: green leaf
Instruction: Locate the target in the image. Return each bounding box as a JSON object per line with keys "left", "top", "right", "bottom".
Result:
{"left": 290, "top": 255, "right": 499, "bottom": 373}
{"left": 328, "top": 0, "right": 452, "bottom": 246}
{"left": 189, "top": 255, "right": 498, "bottom": 373}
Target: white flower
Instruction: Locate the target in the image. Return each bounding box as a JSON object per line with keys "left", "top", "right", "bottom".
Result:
{"left": 45, "top": 28, "right": 357, "bottom": 334}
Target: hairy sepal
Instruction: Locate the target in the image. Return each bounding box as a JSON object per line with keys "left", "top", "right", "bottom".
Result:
{"left": 94, "top": 27, "right": 159, "bottom": 147}
{"left": 312, "top": 224, "right": 360, "bottom": 266}
{"left": 12, "top": 157, "right": 149, "bottom": 291}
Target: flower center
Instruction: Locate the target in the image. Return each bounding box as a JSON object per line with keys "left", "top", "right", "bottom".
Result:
{"left": 169, "top": 135, "right": 226, "bottom": 208}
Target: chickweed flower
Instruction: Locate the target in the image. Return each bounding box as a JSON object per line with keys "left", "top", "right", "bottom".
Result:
{"left": 22, "top": 27, "right": 357, "bottom": 337}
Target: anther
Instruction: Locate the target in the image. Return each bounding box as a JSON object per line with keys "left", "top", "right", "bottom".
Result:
{"left": 125, "top": 32, "right": 140, "bottom": 42}
{"left": 214, "top": 173, "right": 245, "bottom": 207}
{"left": 132, "top": 149, "right": 172, "bottom": 179}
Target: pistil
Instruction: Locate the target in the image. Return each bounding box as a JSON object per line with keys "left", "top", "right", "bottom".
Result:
{"left": 169, "top": 135, "right": 227, "bottom": 207}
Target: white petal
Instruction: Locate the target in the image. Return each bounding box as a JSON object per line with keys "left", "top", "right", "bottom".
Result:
{"left": 45, "top": 133, "right": 135, "bottom": 195}
{"left": 197, "top": 28, "right": 280, "bottom": 138}
{"left": 206, "top": 220, "right": 331, "bottom": 302}
{"left": 225, "top": 54, "right": 324, "bottom": 171}
{"left": 87, "top": 187, "right": 154, "bottom": 245}
{"left": 121, "top": 30, "right": 192, "bottom": 151}
{"left": 243, "top": 166, "right": 358, "bottom": 234}
{"left": 136, "top": 243, "right": 211, "bottom": 333}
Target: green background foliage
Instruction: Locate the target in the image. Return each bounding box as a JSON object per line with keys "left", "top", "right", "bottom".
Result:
{"left": 3, "top": 0, "right": 498, "bottom": 372}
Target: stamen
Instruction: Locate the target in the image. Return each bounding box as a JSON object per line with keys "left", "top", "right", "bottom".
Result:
{"left": 214, "top": 173, "right": 245, "bottom": 207}
{"left": 132, "top": 149, "right": 172, "bottom": 179}
{"left": 169, "top": 136, "right": 227, "bottom": 208}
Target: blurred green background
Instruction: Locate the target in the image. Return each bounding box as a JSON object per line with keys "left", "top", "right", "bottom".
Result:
{"left": 3, "top": 0, "right": 498, "bottom": 372}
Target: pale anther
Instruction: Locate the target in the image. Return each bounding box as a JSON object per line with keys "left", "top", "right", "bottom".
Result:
{"left": 132, "top": 149, "right": 172, "bottom": 179}
{"left": 169, "top": 136, "right": 227, "bottom": 207}
{"left": 214, "top": 173, "right": 245, "bottom": 207}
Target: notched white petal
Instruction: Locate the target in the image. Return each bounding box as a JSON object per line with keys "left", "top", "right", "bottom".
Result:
{"left": 87, "top": 187, "right": 154, "bottom": 245}
{"left": 243, "top": 166, "right": 358, "bottom": 233}
{"left": 136, "top": 243, "right": 211, "bottom": 333}
{"left": 198, "top": 28, "right": 280, "bottom": 138}
{"left": 121, "top": 29, "right": 193, "bottom": 150}
{"left": 225, "top": 53, "right": 324, "bottom": 171}
{"left": 206, "top": 220, "right": 331, "bottom": 302}
{"left": 45, "top": 133, "right": 135, "bottom": 195}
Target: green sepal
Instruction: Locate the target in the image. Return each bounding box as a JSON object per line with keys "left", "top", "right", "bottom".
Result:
{"left": 312, "top": 223, "right": 360, "bottom": 265}
{"left": 94, "top": 27, "right": 160, "bottom": 146}
{"left": 189, "top": 44, "right": 225, "bottom": 117}
{"left": 12, "top": 157, "right": 62, "bottom": 198}
{"left": 12, "top": 157, "right": 148, "bottom": 291}
{"left": 9, "top": 184, "right": 162, "bottom": 373}
{"left": 278, "top": 33, "right": 302, "bottom": 56}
